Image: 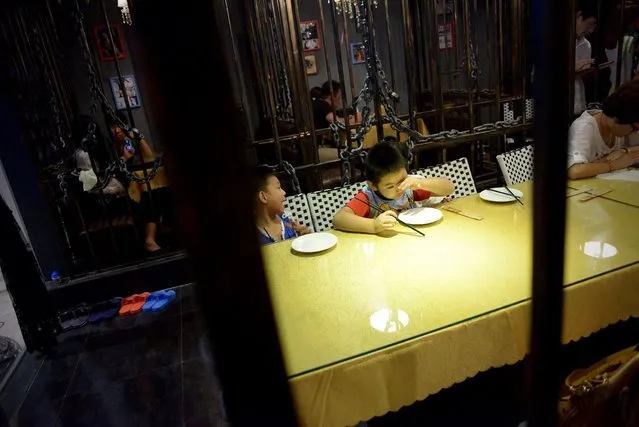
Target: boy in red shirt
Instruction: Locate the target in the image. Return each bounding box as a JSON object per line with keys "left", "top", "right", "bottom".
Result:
{"left": 333, "top": 142, "right": 454, "bottom": 234}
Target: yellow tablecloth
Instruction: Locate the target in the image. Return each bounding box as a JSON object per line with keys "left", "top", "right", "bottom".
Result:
{"left": 261, "top": 181, "right": 639, "bottom": 427}
{"left": 570, "top": 171, "right": 639, "bottom": 207}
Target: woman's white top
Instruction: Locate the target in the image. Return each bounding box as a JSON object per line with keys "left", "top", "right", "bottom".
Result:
{"left": 568, "top": 110, "right": 639, "bottom": 168}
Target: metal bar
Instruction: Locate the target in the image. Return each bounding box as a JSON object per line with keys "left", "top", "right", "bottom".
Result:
{"left": 453, "top": 0, "right": 462, "bottom": 71}
{"left": 253, "top": 0, "right": 283, "bottom": 165}
{"left": 364, "top": 0, "right": 384, "bottom": 141}
{"left": 400, "top": 0, "right": 416, "bottom": 132}
{"left": 130, "top": 0, "right": 299, "bottom": 424}
{"left": 316, "top": 0, "right": 337, "bottom": 151}
{"left": 341, "top": 7, "right": 356, "bottom": 104}
{"left": 383, "top": 0, "right": 398, "bottom": 117}
{"left": 462, "top": 0, "right": 475, "bottom": 130}
{"left": 328, "top": 0, "right": 351, "bottom": 137}
{"left": 615, "top": 2, "right": 625, "bottom": 90}
{"left": 244, "top": 1, "right": 269, "bottom": 115}
{"left": 424, "top": 0, "right": 445, "bottom": 131}
{"left": 528, "top": 0, "right": 572, "bottom": 422}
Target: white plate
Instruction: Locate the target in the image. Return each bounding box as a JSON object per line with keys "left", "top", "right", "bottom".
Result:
{"left": 398, "top": 207, "right": 443, "bottom": 225}
{"left": 291, "top": 232, "right": 338, "bottom": 254}
{"left": 479, "top": 187, "right": 524, "bottom": 203}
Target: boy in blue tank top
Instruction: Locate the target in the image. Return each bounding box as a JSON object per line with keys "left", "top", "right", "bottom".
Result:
{"left": 255, "top": 166, "right": 310, "bottom": 244}
{"left": 333, "top": 142, "right": 454, "bottom": 234}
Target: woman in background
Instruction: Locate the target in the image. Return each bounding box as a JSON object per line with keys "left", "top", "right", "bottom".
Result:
{"left": 568, "top": 79, "right": 639, "bottom": 179}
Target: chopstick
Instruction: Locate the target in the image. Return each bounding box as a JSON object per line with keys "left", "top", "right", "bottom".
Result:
{"left": 503, "top": 186, "right": 524, "bottom": 205}
{"left": 353, "top": 197, "right": 425, "bottom": 236}
{"left": 442, "top": 206, "right": 483, "bottom": 221}
{"left": 579, "top": 188, "right": 612, "bottom": 202}
{"left": 490, "top": 187, "right": 524, "bottom": 205}
{"left": 566, "top": 187, "right": 593, "bottom": 198}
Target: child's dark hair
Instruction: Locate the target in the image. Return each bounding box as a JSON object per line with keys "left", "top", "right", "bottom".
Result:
{"left": 602, "top": 79, "right": 639, "bottom": 125}
{"left": 365, "top": 141, "right": 409, "bottom": 185}
{"left": 255, "top": 165, "right": 276, "bottom": 192}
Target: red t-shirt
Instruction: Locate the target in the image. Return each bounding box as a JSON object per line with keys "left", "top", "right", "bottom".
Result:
{"left": 346, "top": 189, "right": 431, "bottom": 217}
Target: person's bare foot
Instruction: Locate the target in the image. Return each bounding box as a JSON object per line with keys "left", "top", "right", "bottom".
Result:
{"left": 144, "top": 239, "right": 162, "bottom": 252}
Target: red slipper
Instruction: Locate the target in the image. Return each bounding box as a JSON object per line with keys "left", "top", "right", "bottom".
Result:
{"left": 119, "top": 293, "right": 150, "bottom": 316}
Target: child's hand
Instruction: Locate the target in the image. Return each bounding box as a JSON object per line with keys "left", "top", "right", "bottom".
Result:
{"left": 374, "top": 210, "right": 398, "bottom": 233}
{"left": 398, "top": 176, "right": 425, "bottom": 192}
{"left": 291, "top": 221, "right": 311, "bottom": 236}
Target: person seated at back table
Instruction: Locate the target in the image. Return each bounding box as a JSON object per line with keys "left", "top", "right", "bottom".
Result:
{"left": 311, "top": 80, "right": 361, "bottom": 130}
{"left": 255, "top": 166, "right": 311, "bottom": 245}
{"left": 568, "top": 79, "right": 639, "bottom": 180}
{"left": 333, "top": 141, "right": 454, "bottom": 235}
{"left": 109, "top": 112, "right": 174, "bottom": 253}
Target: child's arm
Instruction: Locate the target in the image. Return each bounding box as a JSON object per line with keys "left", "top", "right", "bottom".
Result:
{"left": 399, "top": 176, "right": 455, "bottom": 196}
{"left": 333, "top": 206, "right": 398, "bottom": 234}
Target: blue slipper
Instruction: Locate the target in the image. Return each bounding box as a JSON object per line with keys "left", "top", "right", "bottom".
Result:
{"left": 101, "top": 297, "right": 123, "bottom": 320}
{"left": 89, "top": 298, "right": 122, "bottom": 323}
{"left": 142, "top": 292, "right": 163, "bottom": 312}
{"left": 152, "top": 290, "right": 176, "bottom": 312}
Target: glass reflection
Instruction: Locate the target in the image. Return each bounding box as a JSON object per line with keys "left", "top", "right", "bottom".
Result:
{"left": 370, "top": 308, "right": 409, "bottom": 333}
{"left": 582, "top": 241, "right": 618, "bottom": 259}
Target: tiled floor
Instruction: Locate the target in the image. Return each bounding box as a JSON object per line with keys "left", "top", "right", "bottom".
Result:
{"left": 6, "top": 284, "right": 228, "bottom": 427}
{"left": 0, "top": 289, "right": 25, "bottom": 350}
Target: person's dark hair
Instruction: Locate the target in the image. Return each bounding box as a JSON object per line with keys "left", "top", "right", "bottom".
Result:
{"left": 578, "top": 0, "right": 598, "bottom": 20}
{"left": 602, "top": 79, "right": 639, "bottom": 124}
{"left": 320, "top": 80, "right": 342, "bottom": 97}
{"left": 255, "top": 165, "right": 276, "bottom": 192}
{"left": 310, "top": 86, "right": 323, "bottom": 100}
{"left": 365, "top": 141, "right": 408, "bottom": 185}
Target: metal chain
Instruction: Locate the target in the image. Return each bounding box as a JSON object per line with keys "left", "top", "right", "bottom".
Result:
{"left": 31, "top": 26, "right": 67, "bottom": 151}
{"left": 461, "top": 36, "right": 481, "bottom": 82}
{"left": 281, "top": 161, "right": 301, "bottom": 194}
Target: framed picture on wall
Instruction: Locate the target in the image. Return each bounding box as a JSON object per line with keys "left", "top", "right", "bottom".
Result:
{"left": 300, "top": 21, "right": 321, "bottom": 52}
{"left": 350, "top": 42, "right": 366, "bottom": 64}
{"left": 109, "top": 75, "right": 141, "bottom": 110}
{"left": 438, "top": 22, "right": 454, "bottom": 50}
{"left": 94, "top": 24, "right": 127, "bottom": 61}
{"left": 304, "top": 55, "right": 318, "bottom": 75}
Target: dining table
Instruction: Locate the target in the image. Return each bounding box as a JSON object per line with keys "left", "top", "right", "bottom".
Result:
{"left": 260, "top": 179, "right": 639, "bottom": 427}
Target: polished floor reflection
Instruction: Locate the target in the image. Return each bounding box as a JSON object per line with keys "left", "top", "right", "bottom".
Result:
{"left": 1, "top": 284, "right": 228, "bottom": 427}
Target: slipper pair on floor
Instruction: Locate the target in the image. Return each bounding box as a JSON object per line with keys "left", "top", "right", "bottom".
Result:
{"left": 142, "top": 290, "right": 176, "bottom": 312}
{"left": 59, "top": 306, "right": 89, "bottom": 331}
{"left": 119, "top": 290, "right": 176, "bottom": 315}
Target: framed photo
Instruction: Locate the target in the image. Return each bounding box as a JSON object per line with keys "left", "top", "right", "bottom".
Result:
{"left": 350, "top": 42, "right": 366, "bottom": 64}
{"left": 109, "top": 75, "right": 141, "bottom": 110}
{"left": 94, "top": 24, "right": 126, "bottom": 61}
{"left": 304, "top": 55, "right": 318, "bottom": 75}
{"left": 438, "top": 22, "right": 454, "bottom": 50}
{"left": 300, "top": 20, "right": 321, "bottom": 52}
